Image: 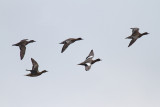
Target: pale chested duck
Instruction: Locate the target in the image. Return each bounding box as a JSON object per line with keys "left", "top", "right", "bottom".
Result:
{"left": 78, "top": 50, "right": 101, "bottom": 71}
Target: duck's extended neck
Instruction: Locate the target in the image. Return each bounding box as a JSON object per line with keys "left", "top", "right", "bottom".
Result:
{"left": 40, "top": 70, "right": 47, "bottom": 74}
{"left": 91, "top": 58, "right": 101, "bottom": 64}
{"left": 140, "top": 32, "right": 149, "bottom": 36}
{"left": 76, "top": 38, "right": 82, "bottom": 41}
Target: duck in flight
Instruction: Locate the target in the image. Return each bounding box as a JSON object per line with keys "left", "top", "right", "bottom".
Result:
{"left": 26, "top": 58, "right": 48, "bottom": 77}
{"left": 78, "top": 50, "right": 101, "bottom": 71}
{"left": 125, "top": 28, "right": 149, "bottom": 47}
{"left": 60, "top": 38, "right": 83, "bottom": 53}
{"left": 12, "top": 39, "right": 36, "bottom": 60}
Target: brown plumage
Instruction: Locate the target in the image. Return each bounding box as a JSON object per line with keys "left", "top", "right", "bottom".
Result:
{"left": 125, "top": 28, "right": 149, "bottom": 47}
{"left": 86, "top": 49, "right": 94, "bottom": 59}
{"left": 26, "top": 58, "right": 48, "bottom": 77}
{"left": 60, "top": 38, "right": 83, "bottom": 53}
{"left": 12, "top": 39, "right": 36, "bottom": 60}
{"left": 78, "top": 50, "right": 101, "bottom": 71}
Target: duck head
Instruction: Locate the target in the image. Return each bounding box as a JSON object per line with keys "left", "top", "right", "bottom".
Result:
{"left": 96, "top": 58, "right": 102, "bottom": 61}
{"left": 143, "top": 32, "right": 149, "bottom": 35}
{"left": 77, "top": 38, "right": 83, "bottom": 40}
{"left": 29, "top": 40, "right": 36, "bottom": 43}
{"left": 41, "top": 70, "right": 48, "bottom": 73}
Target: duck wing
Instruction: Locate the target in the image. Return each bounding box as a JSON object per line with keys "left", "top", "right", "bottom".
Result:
{"left": 21, "top": 39, "right": 28, "bottom": 42}
{"left": 86, "top": 50, "right": 94, "bottom": 59}
{"left": 85, "top": 63, "right": 92, "bottom": 71}
{"left": 61, "top": 43, "right": 70, "bottom": 53}
{"left": 131, "top": 28, "right": 139, "bottom": 34}
{"left": 132, "top": 31, "right": 140, "bottom": 38}
{"left": 31, "top": 58, "right": 39, "bottom": 72}
{"left": 60, "top": 38, "right": 73, "bottom": 44}
{"left": 128, "top": 39, "right": 137, "bottom": 47}
{"left": 19, "top": 45, "right": 26, "bottom": 60}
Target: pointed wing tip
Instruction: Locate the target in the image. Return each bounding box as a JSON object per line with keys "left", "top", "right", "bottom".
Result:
{"left": 20, "top": 56, "right": 24, "bottom": 60}
{"left": 128, "top": 44, "right": 132, "bottom": 47}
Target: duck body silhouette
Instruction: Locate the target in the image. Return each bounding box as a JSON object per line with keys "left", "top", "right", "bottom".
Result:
{"left": 125, "top": 28, "right": 149, "bottom": 47}
{"left": 60, "top": 38, "right": 83, "bottom": 53}
{"left": 78, "top": 50, "right": 101, "bottom": 71}
{"left": 26, "top": 58, "right": 48, "bottom": 77}
{"left": 12, "top": 39, "right": 36, "bottom": 60}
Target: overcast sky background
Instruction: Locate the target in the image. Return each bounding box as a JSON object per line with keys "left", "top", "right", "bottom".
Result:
{"left": 0, "top": 0, "right": 160, "bottom": 107}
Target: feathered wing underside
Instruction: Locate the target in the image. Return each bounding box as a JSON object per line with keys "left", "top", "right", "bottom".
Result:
{"left": 131, "top": 28, "right": 139, "bottom": 34}
{"left": 31, "top": 58, "right": 39, "bottom": 72}
{"left": 86, "top": 50, "right": 94, "bottom": 59}
{"left": 61, "top": 43, "right": 70, "bottom": 53}
{"left": 85, "top": 65, "right": 91, "bottom": 71}
{"left": 21, "top": 39, "right": 28, "bottom": 42}
{"left": 128, "top": 39, "right": 137, "bottom": 47}
{"left": 19, "top": 45, "right": 26, "bottom": 60}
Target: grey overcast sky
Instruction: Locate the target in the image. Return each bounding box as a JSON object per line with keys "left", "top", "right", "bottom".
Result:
{"left": 0, "top": 0, "right": 160, "bottom": 107}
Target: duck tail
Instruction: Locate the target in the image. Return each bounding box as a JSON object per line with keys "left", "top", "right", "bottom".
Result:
{"left": 26, "top": 69, "right": 31, "bottom": 71}
{"left": 125, "top": 36, "right": 132, "bottom": 39}
{"left": 78, "top": 63, "right": 84, "bottom": 65}
{"left": 12, "top": 44, "right": 18, "bottom": 46}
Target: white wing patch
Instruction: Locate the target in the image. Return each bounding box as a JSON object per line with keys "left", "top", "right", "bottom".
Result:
{"left": 87, "top": 55, "right": 93, "bottom": 59}
{"left": 86, "top": 63, "right": 91, "bottom": 66}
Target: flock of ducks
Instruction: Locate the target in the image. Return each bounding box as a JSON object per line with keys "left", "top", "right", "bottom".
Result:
{"left": 12, "top": 27, "right": 149, "bottom": 77}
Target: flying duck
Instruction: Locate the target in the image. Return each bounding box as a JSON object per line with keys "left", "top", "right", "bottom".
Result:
{"left": 78, "top": 50, "right": 101, "bottom": 71}
{"left": 12, "top": 39, "right": 36, "bottom": 60}
{"left": 26, "top": 58, "right": 48, "bottom": 77}
{"left": 60, "top": 38, "right": 83, "bottom": 53}
{"left": 125, "top": 28, "right": 149, "bottom": 47}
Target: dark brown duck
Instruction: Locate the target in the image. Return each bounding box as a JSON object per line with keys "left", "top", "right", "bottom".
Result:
{"left": 60, "top": 38, "right": 83, "bottom": 53}
{"left": 26, "top": 58, "right": 48, "bottom": 77}
{"left": 125, "top": 28, "right": 149, "bottom": 47}
{"left": 12, "top": 39, "right": 36, "bottom": 60}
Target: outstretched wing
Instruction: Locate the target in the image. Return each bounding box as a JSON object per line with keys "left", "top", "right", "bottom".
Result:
{"left": 128, "top": 39, "right": 137, "bottom": 47}
{"left": 130, "top": 28, "right": 140, "bottom": 37}
{"left": 19, "top": 45, "right": 26, "bottom": 60}
{"left": 60, "top": 38, "right": 72, "bottom": 44}
{"left": 31, "top": 58, "right": 39, "bottom": 72}
{"left": 21, "top": 39, "right": 28, "bottom": 41}
{"left": 131, "top": 28, "right": 139, "bottom": 34}
{"left": 85, "top": 63, "right": 92, "bottom": 71}
{"left": 86, "top": 50, "right": 94, "bottom": 59}
{"left": 61, "top": 43, "right": 70, "bottom": 53}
